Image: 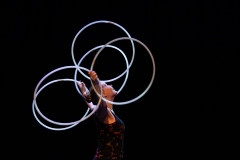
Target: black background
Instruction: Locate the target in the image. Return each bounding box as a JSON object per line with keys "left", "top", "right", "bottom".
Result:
{"left": 6, "top": 0, "right": 239, "bottom": 159}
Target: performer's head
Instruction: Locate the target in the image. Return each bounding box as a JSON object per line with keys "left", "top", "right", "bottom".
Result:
{"left": 89, "top": 81, "right": 117, "bottom": 106}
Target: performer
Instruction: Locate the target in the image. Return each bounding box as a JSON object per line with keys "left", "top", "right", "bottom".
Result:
{"left": 78, "top": 71, "right": 125, "bottom": 160}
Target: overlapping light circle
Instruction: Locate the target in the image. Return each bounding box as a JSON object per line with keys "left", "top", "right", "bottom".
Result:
{"left": 32, "top": 20, "right": 155, "bottom": 131}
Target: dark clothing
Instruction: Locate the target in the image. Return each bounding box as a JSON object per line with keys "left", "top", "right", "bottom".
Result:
{"left": 93, "top": 112, "right": 125, "bottom": 160}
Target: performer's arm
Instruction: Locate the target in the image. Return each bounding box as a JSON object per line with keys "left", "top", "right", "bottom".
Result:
{"left": 78, "top": 81, "right": 96, "bottom": 110}
{"left": 78, "top": 71, "right": 108, "bottom": 119}
{"left": 91, "top": 79, "right": 108, "bottom": 119}
{"left": 89, "top": 71, "right": 108, "bottom": 119}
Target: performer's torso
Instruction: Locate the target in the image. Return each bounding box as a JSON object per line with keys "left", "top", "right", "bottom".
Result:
{"left": 93, "top": 113, "right": 125, "bottom": 160}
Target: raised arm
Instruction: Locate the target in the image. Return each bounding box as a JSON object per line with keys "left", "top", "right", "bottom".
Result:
{"left": 78, "top": 81, "right": 96, "bottom": 110}
{"left": 88, "top": 71, "right": 108, "bottom": 119}
{"left": 78, "top": 71, "right": 108, "bottom": 119}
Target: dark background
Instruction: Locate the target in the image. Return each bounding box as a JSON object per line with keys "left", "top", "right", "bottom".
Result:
{"left": 7, "top": 0, "right": 239, "bottom": 159}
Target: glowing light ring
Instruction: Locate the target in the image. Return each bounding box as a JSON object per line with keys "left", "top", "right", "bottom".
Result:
{"left": 33, "top": 66, "right": 103, "bottom": 131}
{"left": 32, "top": 80, "right": 88, "bottom": 131}
{"left": 90, "top": 37, "right": 155, "bottom": 105}
{"left": 71, "top": 20, "right": 135, "bottom": 83}
{"left": 74, "top": 44, "right": 129, "bottom": 97}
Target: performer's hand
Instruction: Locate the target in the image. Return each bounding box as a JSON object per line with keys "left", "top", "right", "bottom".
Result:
{"left": 78, "top": 80, "right": 92, "bottom": 103}
{"left": 89, "top": 71, "right": 98, "bottom": 81}
{"left": 78, "top": 80, "right": 88, "bottom": 95}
